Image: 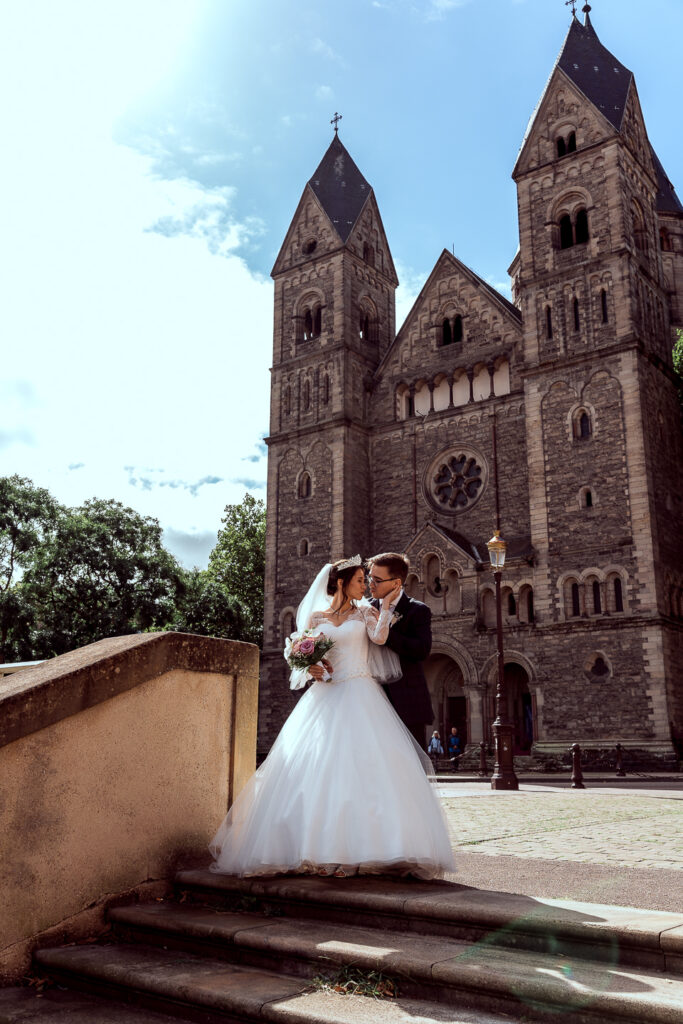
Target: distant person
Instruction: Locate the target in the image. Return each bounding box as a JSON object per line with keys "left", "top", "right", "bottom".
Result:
{"left": 427, "top": 731, "right": 444, "bottom": 758}
{"left": 448, "top": 726, "right": 462, "bottom": 772}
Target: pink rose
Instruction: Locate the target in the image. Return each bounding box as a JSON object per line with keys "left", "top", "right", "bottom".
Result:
{"left": 299, "top": 637, "right": 315, "bottom": 655}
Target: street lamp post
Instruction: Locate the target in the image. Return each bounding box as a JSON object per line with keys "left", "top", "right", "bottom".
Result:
{"left": 487, "top": 529, "right": 519, "bottom": 791}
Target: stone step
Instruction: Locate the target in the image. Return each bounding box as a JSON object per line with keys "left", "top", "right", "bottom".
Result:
{"left": 174, "top": 870, "right": 683, "bottom": 975}
{"left": 31, "top": 944, "right": 537, "bottom": 1024}
{"left": 0, "top": 986, "right": 187, "bottom": 1023}
{"left": 102, "top": 902, "right": 683, "bottom": 1023}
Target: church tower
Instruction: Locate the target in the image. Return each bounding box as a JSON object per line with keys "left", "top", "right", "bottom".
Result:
{"left": 511, "top": 6, "right": 683, "bottom": 757}
{"left": 259, "top": 131, "right": 398, "bottom": 747}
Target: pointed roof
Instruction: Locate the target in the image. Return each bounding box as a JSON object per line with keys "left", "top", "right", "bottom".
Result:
{"left": 650, "top": 146, "right": 683, "bottom": 215}
{"left": 308, "top": 135, "right": 372, "bottom": 242}
{"left": 557, "top": 11, "right": 633, "bottom": 130}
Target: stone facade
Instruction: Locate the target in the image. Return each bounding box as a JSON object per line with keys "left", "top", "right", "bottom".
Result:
{"left": 259, "top": 13, "right": 683, "bottom": 765}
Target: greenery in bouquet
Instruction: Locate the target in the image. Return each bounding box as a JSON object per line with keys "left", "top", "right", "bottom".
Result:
{"left": 284, "top": 629, "right": 335, "bottom": 670}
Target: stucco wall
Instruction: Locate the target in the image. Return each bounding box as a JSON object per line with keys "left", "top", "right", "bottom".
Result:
{"left": 0, "top": 632, "right": 258, "bottom": 981}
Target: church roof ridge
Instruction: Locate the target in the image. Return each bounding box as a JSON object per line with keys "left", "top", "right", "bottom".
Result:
{"left": 650, "top": 145, "right": 683, "bottom": 216}
{"left": 308, "top": 134, "right": 372, "bottom": 243}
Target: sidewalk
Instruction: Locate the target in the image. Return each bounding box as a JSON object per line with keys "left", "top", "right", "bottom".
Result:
{"left": 434, "top": 779, "right": 683, "bottom": 913}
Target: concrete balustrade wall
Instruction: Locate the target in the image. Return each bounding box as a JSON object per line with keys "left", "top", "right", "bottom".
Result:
{"left": 0, "top": 631, "right": 259, "bottom": 983}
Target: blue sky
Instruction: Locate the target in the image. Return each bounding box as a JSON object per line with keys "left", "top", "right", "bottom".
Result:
{"left": 1, "top": 0, "right": 681, "bottom": 568}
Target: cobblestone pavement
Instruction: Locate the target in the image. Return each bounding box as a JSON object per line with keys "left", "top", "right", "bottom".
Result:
{"left": 439, "top": 791, "right": 683, "bottom": 871}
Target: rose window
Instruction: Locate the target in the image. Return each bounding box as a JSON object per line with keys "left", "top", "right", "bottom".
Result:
{"left": 430, "top": 453, "right": 483, "bottom": 510}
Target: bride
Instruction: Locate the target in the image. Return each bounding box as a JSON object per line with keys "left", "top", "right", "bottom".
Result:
{"left": 209, "top": 556, "right": 456, "bottom": 878}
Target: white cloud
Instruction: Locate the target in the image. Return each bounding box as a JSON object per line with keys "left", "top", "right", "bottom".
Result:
{"left": 311, "top": 38, "right": 347, "bottom": 66}
{"left": 0, "top": 3, "right": 273, "bottom": 569}
{"left": 316, "top": 85, "right": 334, "bottom": 101}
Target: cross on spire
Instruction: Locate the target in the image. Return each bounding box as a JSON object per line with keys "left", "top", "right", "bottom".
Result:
{"left": 565, "top": 0, "right": 577, "bottom": 16}
{"left": 331, "top": 111, "right": 342, "bottom": 135}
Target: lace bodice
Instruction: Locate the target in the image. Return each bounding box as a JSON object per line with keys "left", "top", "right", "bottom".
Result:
{"left": 289, "top": 603, "right": 394, "bottom": 690}
{"left": 308, "top": 604, "right": 391, "bottom": 646}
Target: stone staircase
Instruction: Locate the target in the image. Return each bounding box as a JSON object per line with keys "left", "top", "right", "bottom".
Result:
{"left": 2, "top": 870, "right": 683, "bottom": 1023}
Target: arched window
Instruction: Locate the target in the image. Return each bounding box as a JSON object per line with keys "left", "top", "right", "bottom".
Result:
{"left": 567, "top": 131, "right": 577, "bottom": 153}
{"left": 298, "top": 472, "right": 311, "bottom": 499}
{"left": 557, "top": 137, "right": 566, "bottom": 158}
{"left": 482, "top": 590, "right": 496, "bottom": 628}
{"left": 660, "top": 227, "right": 672, "bottom": 251}
{"left": 282, "top": 611, "right": 295, "bottom": 641}
{"left": 560, "top": 214, "right": 574, "bottom": 250}
{"left": 614, "top": 577, "right": 624, "bottom": 613}
{"left": 527, "top": 589, "right": 534, "bottom": 623}
{"left": 571, "top": 582, "right": 581, "bottom": 617}
{"left": 592, "top": 580, "right": 602, "bottom": 615}
{"left": 573, "top": 297, "right": 580, "bottom": 332}
{"left": 322, "top": 373, "right": 330, "bottom": 405}
{"left": 302, "top": 379, "right": 310, "bottom": 410}
{"left": 298, "top": 539, "right": 309, "bottom": 557}
{"left": 574, "top": 409, "right": 592, "bottom": 439}
{"left": 442, "top": 318, "right": 452, "bottom": 346}
{"left": 507, "top": 592, "right": 516, "bottom": 616}
{"left": 585, "top": 488, "right": 593, "bottom": 508}
{"left": 575, "top": 208, "right": 589, "bottom": 244}
{"left": 313, "top": 305, "right": 321, "bottom": 337}
{"left": 303, "top": 308, "right": 313, "bottom": 340}
{"left": 632, "top": 202, "right": 648, "bottom": 251}
{"left": 546, "top": 305, "right": 553, "bottom": 339}
{"left": 362, "top": 242, "right": 375, "bottom": 266}
{"left": 453, "top": 315, "right": 463, "bottom": 343}
{"left": 359, "top": 313, "right": 370, "bottom": 340}
{"left": 601, "top": 289, "right": 608, "bottom": 323}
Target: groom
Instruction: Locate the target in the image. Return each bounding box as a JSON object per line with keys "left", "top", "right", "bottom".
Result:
{"left": 367, "top": 552, "right": 434, "bottom": 748}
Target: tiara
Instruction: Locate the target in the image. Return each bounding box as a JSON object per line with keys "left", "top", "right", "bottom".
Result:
{"left": 337, "top": 554, "right": 362, "bottom": 571}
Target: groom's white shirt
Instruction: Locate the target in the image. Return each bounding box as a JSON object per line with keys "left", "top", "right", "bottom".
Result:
{"left": 389, "top": 589, "right": 405, "bottom": 614}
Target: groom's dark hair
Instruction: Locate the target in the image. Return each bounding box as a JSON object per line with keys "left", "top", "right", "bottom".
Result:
{"left": 367, "top": 552, "right": 409, "bottom": 583}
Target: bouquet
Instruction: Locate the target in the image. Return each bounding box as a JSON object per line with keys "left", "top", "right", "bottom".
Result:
{"left": 284, "top": 629, "right": 335, "bottom": 681}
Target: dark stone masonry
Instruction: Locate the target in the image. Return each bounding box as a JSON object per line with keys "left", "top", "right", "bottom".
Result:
{"left": 259, "top": 12, "right": 683, "bottom": 767}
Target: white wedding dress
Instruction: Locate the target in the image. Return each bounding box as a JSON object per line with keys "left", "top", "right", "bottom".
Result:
{"left": 209, "top": 602, "right": 456, "bottom": 878}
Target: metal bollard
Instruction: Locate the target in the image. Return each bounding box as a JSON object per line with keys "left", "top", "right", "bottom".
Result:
{"left": 615, "top": 743, "right": 626, "bottom": 777}
{"left": 478, "top": 741, "right": 488, "bottom": 777}
{"left": 571, "top": 743, "right": 585, "bottom": 789}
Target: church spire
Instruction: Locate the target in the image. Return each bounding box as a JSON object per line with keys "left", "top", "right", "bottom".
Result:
{"left": 556, "top": 9, "right": 633, "bottom": 130}
{"left": 308, "top": 134, "right": 372, "bottom": 243}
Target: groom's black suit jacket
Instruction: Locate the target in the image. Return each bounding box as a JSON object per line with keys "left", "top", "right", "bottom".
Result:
{"left": 372, "top": 593, "right": 434, "bottom": 734}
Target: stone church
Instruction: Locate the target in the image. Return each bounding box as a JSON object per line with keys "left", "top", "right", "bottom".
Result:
{"left": 259, "top": 8, "right": 683, "bottom": 766}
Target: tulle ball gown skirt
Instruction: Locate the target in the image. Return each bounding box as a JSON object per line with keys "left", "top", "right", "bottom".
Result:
{"left": 209, "top": 672, "right": 456, "bottom": 878}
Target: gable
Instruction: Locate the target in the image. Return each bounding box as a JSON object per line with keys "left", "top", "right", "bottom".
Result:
{"left": 344, "top": 192, "right": 398, "bottom": 286}
{"left": 405, "top": 523, "right": 482, "bottom": 573}
{"left": 377, "top": 250, "right": 521, "bottom": 379}
{"left": 514, "top": 67, "right": 617, "bottom": 179}
{"left": 271, "top": 186, "right": 344, "bottom": 277}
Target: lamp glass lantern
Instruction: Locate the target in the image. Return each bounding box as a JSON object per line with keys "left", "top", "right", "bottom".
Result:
{"left": 487, "top": 529, "right": 507, "bottom": 570}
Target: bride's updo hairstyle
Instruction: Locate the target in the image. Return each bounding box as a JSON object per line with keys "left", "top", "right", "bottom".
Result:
{"left": 327, "top": 558, "right": 362, "bottom": 598}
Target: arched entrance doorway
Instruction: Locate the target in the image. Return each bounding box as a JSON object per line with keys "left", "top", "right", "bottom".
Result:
{"left": 488, "top": 663, "right": 534, "bottom": 754}
{"left": 424, "top": 654, "right": 466, "bottom": 751}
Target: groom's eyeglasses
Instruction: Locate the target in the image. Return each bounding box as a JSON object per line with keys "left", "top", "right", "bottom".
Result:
{"left": 367, "top": 575, "right": 399, "bottom": 586}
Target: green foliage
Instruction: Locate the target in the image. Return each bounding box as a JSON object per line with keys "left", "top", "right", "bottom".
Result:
{"left": 0, "top": 476, "right": 59, "bottom": 660}
{"left": 0, "top": 478, "right": 266, "bottom": 661}
{"left": 674, "top": 329, "right": 683, "bottom": 424}
{"left": 673, "top": 329, "right": 683, "bottom": 376}
{"left": 208, "top": 493, "right": 266, "bottom": 646}
{"left": 167, "top": 568, "right": 248, "bottom": 641}
{"left": 22, "top": 498, "right": 184, "bottom": 659}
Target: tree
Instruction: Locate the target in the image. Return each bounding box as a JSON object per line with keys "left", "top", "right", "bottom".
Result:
{"left": 23, "top": 498, "right": 184, "bottom": 658}
{"left": 208, "top": 493, "right": 266, "bottom": 646}
{"left": 0, "top": 475, "right": 59, "bottom": 660}
{"left": 168, "top": 568, "right": 248, "bottom": 640}
{"left": 674, "top": 329, "right": 683, "bottom": 426}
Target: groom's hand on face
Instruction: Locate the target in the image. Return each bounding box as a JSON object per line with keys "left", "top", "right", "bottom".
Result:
{"left": 382, "top": 579, "right": 402, "bottom": 609}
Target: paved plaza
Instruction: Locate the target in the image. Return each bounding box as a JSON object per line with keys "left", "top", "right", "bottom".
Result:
{"left": 435, "top": 780, "right": 683, "bottom": 912}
